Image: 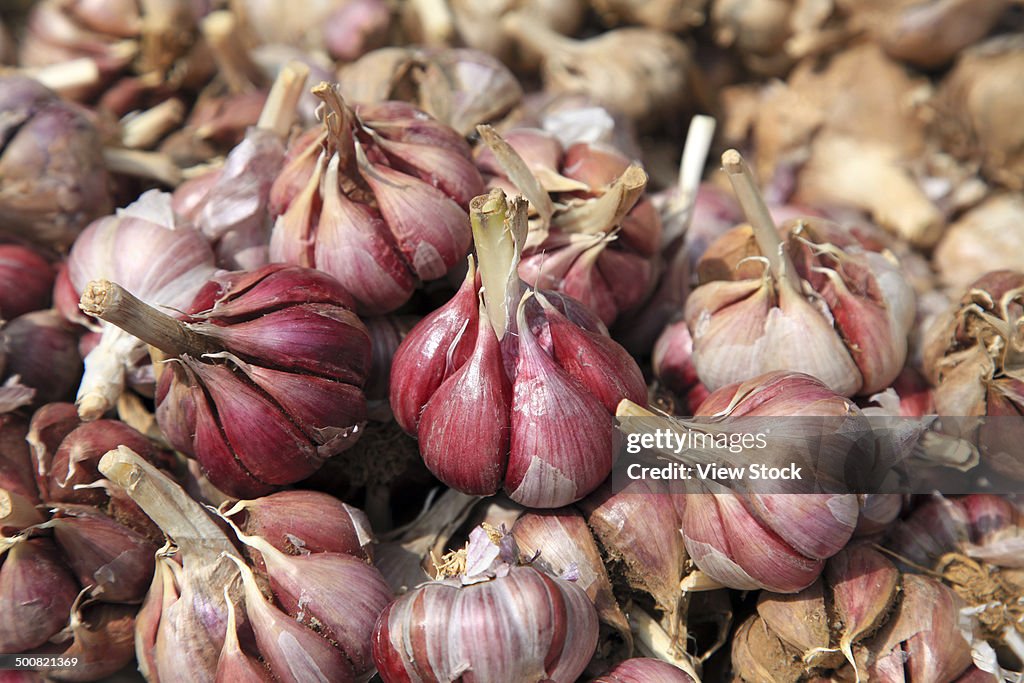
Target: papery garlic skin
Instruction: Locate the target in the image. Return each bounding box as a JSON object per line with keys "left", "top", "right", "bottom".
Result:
{"left": 67, "top": 190, "right": 217, "bottom": 420}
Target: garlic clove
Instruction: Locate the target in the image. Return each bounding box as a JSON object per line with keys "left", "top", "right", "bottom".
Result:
{"left": 255, "top": 549, "right": 391, "bottom": 676}
{"left": 744, "top": 493, "right": 859, "bottom": 561}
{"left": 506, "top": 296, "right": 613, "bottom": 508}
{"left": 228, "top": 555, "right": 358, "bottom": 683}
{"left": 538, "top": 293, "right": 646, "bottom": 413}
{"left": 182, "top": 359, "right": 319, "bottom": 486}
{"left": 731, "top": 614, "right": 808, "bottom": 683}
{"left": 418, "top": 304, "right": 511, "bottom": 496}
{"left": 390, "top": 262, "right": 480, "bottom": 435}
{"left": 47, "top": 504, "right": 156, "bottom": 603}
{"left": 216, "top": 585, "right": 273, "bottom": 682}
{"left": 223, "top": 490, "right": 374, "bottom": 560}
{"left": 679, "top": 491, "right": 824, "bottom": 593}
{"left": 0, "top": 245, "right": 54, "bottom": 320}
{"left": 239, "top": 363, "right": 366, "bottom": 458}
{"left": 194, "top": 264, "right": 358, "bottom": 321}
{"left": 49, "top": 595, "right": 137, "bottom": 681}
{"left": 187, "top": 371, "right": 273, "bottom": 498}
{"left": 133, "top": 552, "right": 171, "bottom": 682}
{"left": 596, "top": 248, "right": 655, "bottom": 315}
{"left": 314, "top": 155, "right": 416, "bottom": 316}
{"left": 862, "top": 575, "right": 973, "bottom": 682}
{"left": 756, "top": 578, "right": 839, "bottom": 669}
{"left": 190, "top": 304, "right": 371, "bottom": 385}
{"left": 0, "top": 310, "right": 82, "bottom": 407}
{"left": 357, "top": 142, "right": 472, "bottom": 280}
{"left": 512, "top": 508, "right": 632, "bottom": 652}
{"left": 579, "top": 481, "right": 688, "bottom": 621}
{"left": 375, "top": 134, "right": 485, "bottom": 207}
{"left": 0, "top": 538, "right": 79, "bottom": 653}
{"left": 826, "top": 545, "right": 900, "bottom": 671}
{"left": 268, "top": 151, "right": 323, "bottom": 268}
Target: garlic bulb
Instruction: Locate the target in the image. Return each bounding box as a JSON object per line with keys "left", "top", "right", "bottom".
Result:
{"left": 269, "top": 83, "right": 483, "bottom": 315}
{"left": 711, "top": 0, "right": 840, "bottom": 75}
{"left": 477, "top": 127, "right": 662, "bottom": 325}
{"left": 0, "top": 76, "right": 112, "bottom": 250}
{"left": 731, "top": 544, "right": 974, "bottom": 682}
{"left": 503, "top": 16, "right": 690, "bottom": 128}
{"left": 0, "top": 245, "right": 54, "bottom": 320}
{"left": 0, "top": 311, "right": 82, "bottom": 407}
{"left": 66, "top": 190, "right": 217, "bottom": 420}
{"left": 887, "top": 495, "right": 1024, "bottom": 673}
{"left": 99, "top": 445, "right": 392, "bottom": 683}
{"left": 80, "top": 264, "right": 370, "bottom": 497}
{"left": 0, "top": 408, "right": 175, "bottom": 679}
{"left": 838, "top": 0, "right": 1012, "bottom": 68}
{"left": 934, "top": 194, "right": 1024, "bottom": 293}
{"left": 373, "top": 524, "right": 599, "bottom": 683}
{"left": 390, "top": 190, "right": 647, "bottom": 508}
{"left": 685, "top": 151, "right": 914, "bottom": 397}
{"left": 930, "top": 35, "right": 1024, "bottom": 192}
{"left": 172, "top": 61, "right": 309, "bottom": 270}
{"left": 590, "top": 0, "right": 706, "bottom": 31}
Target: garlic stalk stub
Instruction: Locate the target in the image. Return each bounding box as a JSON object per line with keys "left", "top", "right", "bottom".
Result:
{"left": 269, "top": 82, "right": 483, "bottom": 315}
{"left": 685, "top": 150, "right": 914, "bottom": 397}
{"left": 390, "top": 189, "right": 647, "bottom": 508}
{"left": 372, "top": 524, "right": 599, "bottom": 683}
{"left": 80, "top": 264, "right": 370, "bottom": 497}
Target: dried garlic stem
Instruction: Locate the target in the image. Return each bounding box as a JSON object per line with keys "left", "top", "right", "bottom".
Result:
{"left": 470, "top": 189, "right": 528, "bottom": 339}
{"left": 8, "top": 58, "right": 102, "bottom": 94}
{"left": 201, "top": 10, "right": 265, "bottom": 93}
{"left": 80, "top": 280, "right": 217, "bottom": 359}
{"left": 121, "top": 99, "right": 186, "bottom": 149}
{"left": 408, "top": 0, "right": 455, "bottom": 45}
{"left": 721, "top": 149, "right": 801, "bottom": 292}
{"left": 477, "top": 124, "right": 554, "bottom": 229}
{"left": 630, "top": 606, "right": 702, "bottom": 680}
{"left": 256, "top": 61, "right": 310, "bottom": 138}
{"left": 98, "top": 446, "right": 241, "bottom": 558}
{"left": 103, "top": 148, "right": 183, "bottom": 186}
{"left": 678, "top": 116, "right": 717, "bottom": 211}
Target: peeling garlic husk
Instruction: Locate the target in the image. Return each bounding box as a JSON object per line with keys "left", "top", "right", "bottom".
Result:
{"left": 923, "top": 270, "right": 1024, "bottom": 480}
